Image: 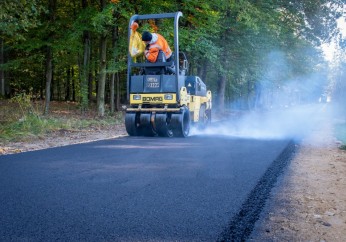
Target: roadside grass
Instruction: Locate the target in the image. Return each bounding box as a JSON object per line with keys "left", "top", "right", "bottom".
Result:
{"left": 334, "top": 122, "right": 346, "bottom": 150}
{"left": 0, "top": 98, "right": 123, "bottom": 143}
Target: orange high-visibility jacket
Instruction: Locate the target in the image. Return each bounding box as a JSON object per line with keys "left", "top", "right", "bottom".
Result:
{"left": 144, "top": 33, "right": 172, "bottom": 63}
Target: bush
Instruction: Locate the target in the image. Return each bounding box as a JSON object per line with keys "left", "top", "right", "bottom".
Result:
{"left": 0, "top": 99, "right": 124, "bottom": 142}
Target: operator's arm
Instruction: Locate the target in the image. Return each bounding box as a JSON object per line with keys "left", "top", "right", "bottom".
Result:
{"left": 145, "top": 47, "right": 159, "bottom": 63}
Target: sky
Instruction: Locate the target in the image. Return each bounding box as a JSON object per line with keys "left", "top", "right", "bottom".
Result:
{"left": 323, "top": 15, "right": 346, "bottom": 61}
{"left": 337, "top": 17, "right": 346, "bottom": 36}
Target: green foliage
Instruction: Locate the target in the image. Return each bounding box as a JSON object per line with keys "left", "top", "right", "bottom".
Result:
{"left": 1, "top": 114, "right": 51, "bottom": 141}
{"left": 1, "top": 0, "right": 344, "bottom": 113}
{"left": 91, "top": 5, "right": 116, "bottom": 34}
{"left": 10, "top": 92, "right": 38, "bottom": 117}
{"left": 0, "top": 0, "right": 47, "bottom": 40}
{"left": 0, "top": 94, "right": 44, "bottom": 141}
{"left": 0, "top": 100, "right": 124, "bottom": 142}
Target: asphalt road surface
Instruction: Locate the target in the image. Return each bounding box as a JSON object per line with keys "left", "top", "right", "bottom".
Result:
{"left": 0, "top": 135, "right": 294, "bottom": 241}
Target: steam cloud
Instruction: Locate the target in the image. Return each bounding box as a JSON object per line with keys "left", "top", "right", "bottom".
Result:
{"left": 191, "top": 50, "right": 334, "bottom": 142}
{"left": 191, "top": 103, "right": 331, "bottom": 141}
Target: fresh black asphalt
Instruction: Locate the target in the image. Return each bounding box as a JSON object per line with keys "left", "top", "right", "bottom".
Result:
{"left": 0, "top": 135, "right": 293, "bottom": 241}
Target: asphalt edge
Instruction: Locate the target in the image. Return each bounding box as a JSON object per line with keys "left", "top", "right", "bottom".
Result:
{"left": 217, "top": 140, "right": 297, "bottom": 242}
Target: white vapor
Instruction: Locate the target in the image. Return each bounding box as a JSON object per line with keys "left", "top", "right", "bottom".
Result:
{"left": 191, "top": 104, "right": 331, "bottom": 141}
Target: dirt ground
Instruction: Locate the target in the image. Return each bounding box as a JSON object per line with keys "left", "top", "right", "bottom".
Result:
{"left": 0, "top": 124, "right": 127, "bottom": 155}
{"left": 251, "top": 115, "right": 346, "bottom": 241}
{"left": 1, "top": 114, "right": 346, "bottom": 241}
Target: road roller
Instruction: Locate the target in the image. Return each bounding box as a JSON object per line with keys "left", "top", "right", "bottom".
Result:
{"left": 125, "top": 12, "right": 212, "bottom": 137}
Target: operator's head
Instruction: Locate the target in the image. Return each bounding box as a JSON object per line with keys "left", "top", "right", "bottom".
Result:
{"left": 142, "top": 31, "right": 152, "bottom": 42}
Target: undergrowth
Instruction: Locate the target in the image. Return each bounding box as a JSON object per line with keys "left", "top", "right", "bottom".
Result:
{"left": 0, "top": 94, "right": 123, "bottom": 142}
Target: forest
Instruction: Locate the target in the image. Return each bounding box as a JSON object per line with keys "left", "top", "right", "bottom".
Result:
{"left": 1, "top": 0, "right": 345, "bottom": 117}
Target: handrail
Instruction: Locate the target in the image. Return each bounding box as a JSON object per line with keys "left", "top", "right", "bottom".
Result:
{"left": 127, "top": 12, "right": 183, "bottom": 100}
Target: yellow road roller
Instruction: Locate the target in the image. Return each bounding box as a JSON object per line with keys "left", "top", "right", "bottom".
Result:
{"left": 125, "top": 12, "right": 212, "bottom": 137}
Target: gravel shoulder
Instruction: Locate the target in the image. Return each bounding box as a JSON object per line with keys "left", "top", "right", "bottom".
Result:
{"left": 251, "top": 114, "right": 346, "bottom": 241}
{"left": 1, "top": 116, "right": 346, "bottom": 241}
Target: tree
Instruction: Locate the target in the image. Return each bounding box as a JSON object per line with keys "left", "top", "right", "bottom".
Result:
{"left": 210, "top": 0, "right": 343, "bottom": 112}
{"left": 43, "top": 0, "right": 57, "bottom": 115}
{"left": 96, "top": 0, "right": 108, "bottom": 117}
{"left": 0, "top": 38, "right": 4, "bottom": 96}
{"left": 1, "top": 0, "right": 344, "bottom": 117}
{"left": 80, "top": 0, "right": 91, "bottom": 112}
{"left": 0, "top": 0, "right": 46, "bottom": 97}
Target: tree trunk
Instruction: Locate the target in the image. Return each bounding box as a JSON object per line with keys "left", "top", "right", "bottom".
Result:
{"left": 81, "top": 31, "right": 90, "bottom": 112}
{"left": 97, "top": 0, "right": 107, "bottom": 117}
{"left": 200, "top": 61, "right": 208, "bottom": 83}
{"left": 80, "top": 0, "right": 90, "bottom": 112}
{"left": 110, "top": 72, "right": 115, "bottom": 113}
{"left": 197, "top": 60, "right": 208, "bottom": 82}
{"left": 57, "top": 70, "right": 61, "bottom": 101}
{"left": 110, "top": 23, "right": 119, "bottom": 114}
{"left": 246, "top": 80, "right": 251, "bottom": 110}
{"left": 41, "top": 71, "right": 44, "bottom": 100}
{"left": 97, "top": 35, "right": 107, "bottom": 116}
{"left": 111, "top": 20, "right": 119, "bottom": 113}
{"left": 116, "top": 72, "right": 120, "bottom": 111}
{"left": 88, "top": 71, "right": 93, "bottom": 102}
{"left": 72, "top": 67, "right": 76, "bottom": 102}
{"left": 50, "top": 69, "right": 54, "bottom": 101}
{"left": 216, "top": 9, "right": 231, "bottom": 114}
{"left": 0, "top": 38, "right": 5, "bottom": 97}
{"left": 114, "top": 25, "right": 121, "bottom": 111}
{"left": 43, "top": 0, "right": 56, "bottom": 114}
{"left": 254, "top": 81, "right": 262, "bottom": 109}
{"left": 65, "top": 67, "right": 71, "bottom": 101}
{"left": 44, "top": 46, "right": 53, "bottom": 115}
{"left": 217, "top": 75, "right": 226, "bottom": 113}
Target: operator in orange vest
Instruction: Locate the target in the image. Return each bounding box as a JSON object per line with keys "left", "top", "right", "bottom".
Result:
{"left": 141, "top": 31, "right": 172, "bottom": 63}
